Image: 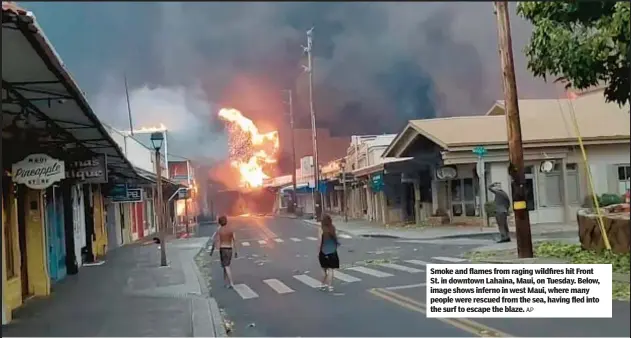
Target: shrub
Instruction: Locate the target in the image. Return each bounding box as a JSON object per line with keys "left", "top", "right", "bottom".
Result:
{"left": 582, "top": 193, "right": 624, "bottom": 209}
{"left": 601, "top": 193, "right": 623, "bottom": 206}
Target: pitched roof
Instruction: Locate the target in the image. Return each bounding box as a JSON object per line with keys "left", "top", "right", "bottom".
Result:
{"left": 408, "top": 94, "right": 629, "bottom": 149}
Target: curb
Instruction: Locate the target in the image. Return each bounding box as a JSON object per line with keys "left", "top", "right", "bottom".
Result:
{"left": 301, "top": 219, "right": 362, "bottom": 238}
{"left": 301, "top": 219, "right": 407, "bottom": 239}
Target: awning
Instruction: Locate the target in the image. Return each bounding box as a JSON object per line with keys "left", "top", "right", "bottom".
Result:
{"left": 1, "top": 3, "right": 138, "bottom": 181}
{"left": 280, "top": 183, "right": 314, "bottom": 194}
{"left": 135, "top": 166, "right": 184, "bottom": 188}
{"left": 352, "top": 157, "right": 413, "bottom": 177}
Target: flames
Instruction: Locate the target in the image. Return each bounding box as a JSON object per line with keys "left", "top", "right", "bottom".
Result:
{"left": 131, "top": 123, "right": 167, "bottom": 133}
{"left": 218, "top": 108, "right": 279, "bottom": 188}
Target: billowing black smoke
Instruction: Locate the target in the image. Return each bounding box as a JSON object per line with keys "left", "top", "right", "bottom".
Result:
{"left": 28, "top": 2, "right": 557, "bottom": 162}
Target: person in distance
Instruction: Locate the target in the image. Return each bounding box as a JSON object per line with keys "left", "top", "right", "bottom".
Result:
{"left": 488, "top": 182, "right": 511, "bottom": 243}
{"left": 318, "top": 214, "right": 340, "bottom": 292}
{"left": 210, "top": 215, "right": 238, "bottom": 288}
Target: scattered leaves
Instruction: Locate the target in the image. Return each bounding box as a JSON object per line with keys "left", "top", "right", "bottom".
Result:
{"left": 535, "top": 241, "right": 630, "bottom": 273}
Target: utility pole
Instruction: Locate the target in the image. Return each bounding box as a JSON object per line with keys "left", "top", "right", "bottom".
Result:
{"left": 124, "top": 74, "right": 134, "bottom": 136}
{"left": 303, "top": 27, "right": 322, "bottom": 221}
{"left": 283, "top": 89, "right": 298, "bottom": 214}
{"left": 494, "top": 1, "right": 533, "bottom": 258}
{"left": 341, "top": 159, "right": 348, "bottom": 222}
{"left": 155, "top": 149, "right": 167, "bottom": 266}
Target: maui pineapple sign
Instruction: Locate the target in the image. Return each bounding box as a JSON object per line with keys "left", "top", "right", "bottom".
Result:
{"left": 12, "top": 154, "right": 65, "bottom": 190}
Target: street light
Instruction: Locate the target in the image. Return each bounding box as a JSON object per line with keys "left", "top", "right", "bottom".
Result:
{"left": 150, "top": 131, "right": 164, "bottom": 150}
{"left": 340, "top": 158, "right": 348, "bottom": 222}
{"left": 151, "top": 132, "right": 168, "bottom": 266}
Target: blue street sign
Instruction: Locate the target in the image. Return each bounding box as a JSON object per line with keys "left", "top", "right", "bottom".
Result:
{"left": 371, "top": 173, "right": 385, "bottom": 192}
{"left": 318, "top": 181, "right": 328, "bottom": 194}
{"left": 472, "top": 146, "right": 487, "bottom": 158}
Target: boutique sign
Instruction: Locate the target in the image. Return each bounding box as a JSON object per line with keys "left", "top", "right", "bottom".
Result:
{"left": 12, "top": 154, "right": 66, "bottom": 190}
{"left": 66, "top": 154, "right": 108, "bottom": 184}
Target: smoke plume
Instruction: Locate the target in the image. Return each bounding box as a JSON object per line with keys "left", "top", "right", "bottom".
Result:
{"left": 27, "top": 2, "right": 557, "bottom": 164}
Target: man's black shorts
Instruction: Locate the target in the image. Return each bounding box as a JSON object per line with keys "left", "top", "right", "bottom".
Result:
{"left": 219, "top": 248, "right": 233, "bottom": 267}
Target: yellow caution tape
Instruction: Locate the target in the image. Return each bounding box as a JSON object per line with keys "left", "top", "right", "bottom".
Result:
{"left": 513, "top": 201, "right": 527, "bottom": 210}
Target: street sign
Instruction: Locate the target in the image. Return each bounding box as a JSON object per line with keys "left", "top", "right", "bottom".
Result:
{"left": 472, "top": 146, "right": 487, "bottom": 158}
{"left": 178, "top": 188, "right": 190, "bottom": 199}
{"left": 112, "top": 187, "right": 143, "bottom": 203}
{"left": 371, "top": 173, "right": 385, "bottom": 192}
{"left": 318, "top": 181, "right": 328, "bottom": 194}
{"left": 338, "top": 172, "right": 355, "bottom": 182}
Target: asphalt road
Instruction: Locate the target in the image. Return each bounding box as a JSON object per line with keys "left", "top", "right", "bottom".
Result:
{"left": 197, "top": 216, "right": 630, "bottom": 337}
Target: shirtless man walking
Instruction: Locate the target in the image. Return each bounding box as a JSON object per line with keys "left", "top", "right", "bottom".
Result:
{"left": 210, "top": 216, "right": 238, "bottom": 288}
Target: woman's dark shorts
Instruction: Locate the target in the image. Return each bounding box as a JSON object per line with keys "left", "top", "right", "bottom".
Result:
{"left": 318, "top": 251, "right": 340, "bottom": 269}
{"left": 219, "top": 248, "right": 233, "bottom": 267}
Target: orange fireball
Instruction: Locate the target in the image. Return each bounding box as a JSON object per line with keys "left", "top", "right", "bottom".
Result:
{"left": 218, "top": 108, "right": 279, "bottom": 188}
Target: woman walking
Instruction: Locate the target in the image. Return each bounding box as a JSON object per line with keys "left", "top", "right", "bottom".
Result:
{"left": 318, "top": 214, "right": 340, "bottom": 292}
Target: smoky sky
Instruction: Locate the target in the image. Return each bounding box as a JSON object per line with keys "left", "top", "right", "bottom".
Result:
{"left": 24, "top": 1, "right": 558, "bottom": 162}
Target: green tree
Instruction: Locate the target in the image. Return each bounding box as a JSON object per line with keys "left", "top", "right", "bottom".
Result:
{"left": 517, "top": 2, "right": 630, "bottom": 106}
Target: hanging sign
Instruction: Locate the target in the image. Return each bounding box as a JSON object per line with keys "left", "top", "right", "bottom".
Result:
{"left": 371, "top": 173, "right": 385, "bottom": 192}
{"left": 12, "top": 154, "right": 65, "bottom": 190}
{"left": 112, "top": 188, "right": 143, "bottom": 203}
{"left": 178, "top": 188, "right": 190, "bottom": 199}
{"left": 435, "top": 166, "right": 457, "bottom": 180}
{"left": 318, "top": 181, "right": 328, "bottom": 194}
{"left": 66, "top": 154, "right": 108, "bottom": 184}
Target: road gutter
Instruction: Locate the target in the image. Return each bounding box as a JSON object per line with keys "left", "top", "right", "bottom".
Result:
{"left": 191, "top": 236, "right": 228, "bottom": 337}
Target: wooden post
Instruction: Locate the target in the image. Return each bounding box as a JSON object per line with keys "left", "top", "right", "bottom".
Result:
{"left": 494, "top": 1, "right": 533, "bottom": 258}
{"left": 561, "top": 157, "right": 570, "bottom": 223}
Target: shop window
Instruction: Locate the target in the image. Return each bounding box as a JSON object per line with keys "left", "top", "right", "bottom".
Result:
{"left": 450, "top": 178, "right": 477, "bottom": 216}
{"left": 566, "top": 163, "right": 580, "bottom": 204}
{"left": 2, "top": 174, "right": 17, "bottom": 279}
{"left": 541, "top": 165, "right": 563, "bottom": 207}
{"left": 617, "top": 165, "right": 630, "bottom": 195}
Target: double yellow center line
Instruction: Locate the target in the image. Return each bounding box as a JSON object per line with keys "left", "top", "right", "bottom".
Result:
{"left": 368, "top": 288, "right": 512, "bottom": 337}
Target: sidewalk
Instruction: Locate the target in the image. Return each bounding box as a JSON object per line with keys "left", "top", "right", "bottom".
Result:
{"left": 303, "top": 215, "right": 578, "bottom": 240}
{"left": 1, "top": 237, "right": 224, "bottom": 337}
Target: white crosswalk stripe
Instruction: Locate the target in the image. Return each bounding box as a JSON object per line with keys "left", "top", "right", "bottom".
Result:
{"left": 306, "top": 236, "right": 318, "bottom": 241}
{"left": 339, "top": 234, "right": 352, "bottom": 239}
{"left": 274, "top": 238, "right": 284, "bottom": 243}
{"left": 293, "top": 274, "right": 323, "bottom": 288}
{"left": 432, "top": 256, "right": 467, "bottom": 263}
{"left": 258, "top": 240, "right": 267, "bottom": 245}
{"left": 378, "top": 263, "right": 423, "bottom": 273}
{"left": 290, "top": 237, "right": 302, "bottom": 242}
{"left": 233, "top": 284, "right": 259, "bottom": 299}
{"left": 346, "top": 266, "right": 394, "bottom": 278}
{"left": 241, "top": 242, "right": 250, "bottom": 246}
{"left": 263, "top": 279, "right": 294, "bottom": 294}
{"left": 404, "top": 259, "right": 431, "bottom": 266}
{"left": 333, "top": 271, "right": 361, "bottom": 283}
